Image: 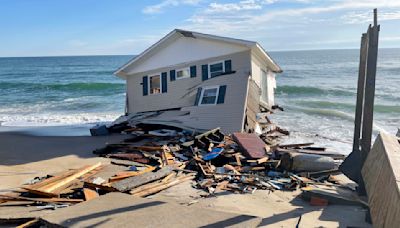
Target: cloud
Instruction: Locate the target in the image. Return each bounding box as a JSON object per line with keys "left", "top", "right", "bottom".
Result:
{"left": 342, "top": 10, "right": 400, "bottom": 24}
{"left": 142, "top": 0, "right": 202, "bottom": 14}
{"left": 183, "top": 0, "right": 400, "bottom": 35}
{"left": 206, "top": 0, "right": 267, "bottom": 13}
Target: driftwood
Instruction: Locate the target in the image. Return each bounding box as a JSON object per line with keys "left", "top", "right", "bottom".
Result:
{"left": 112, "top": 166, "right": 175, "bottom": 192}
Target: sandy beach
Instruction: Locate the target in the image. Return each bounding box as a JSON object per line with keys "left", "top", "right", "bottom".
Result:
{"left": 0, "top": 128, "right": 371, "bottom": 227}
{"left": 0, "top": 130, "right": 129, "bottom": 191}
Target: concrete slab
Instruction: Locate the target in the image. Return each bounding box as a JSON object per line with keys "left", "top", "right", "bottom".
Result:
{"left": 42, "top": 192, "right": 262, "bottom": 228}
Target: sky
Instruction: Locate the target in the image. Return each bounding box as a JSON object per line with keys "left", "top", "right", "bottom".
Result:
{"left": 0, "top": 0, "right": 399, "bottom": 57}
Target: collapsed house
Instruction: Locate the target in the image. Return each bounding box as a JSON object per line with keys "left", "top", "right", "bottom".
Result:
{"left": 113, "top": 29, "right": 282, "bottom": 134}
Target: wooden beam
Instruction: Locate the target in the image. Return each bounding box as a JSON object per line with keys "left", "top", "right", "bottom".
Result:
{"left": 111, "top": 166, "right": 174, "bottom": 192}
{"left": 83, "top": 188, "right": 99, "bottom": 201}
{"left": 23, "top": 163, "right": 102, "bottom": 197}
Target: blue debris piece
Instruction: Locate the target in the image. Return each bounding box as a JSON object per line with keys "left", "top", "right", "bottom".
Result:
{"left": 267, "top": 171, "right": 283, "bottom": 178}
{"left": 90, "top": 124, "right": 109, "bottom": 136}
{"left": 129, "top": 166, "right": 138, "bottom": 171}
{"left": 203, "top": 147, "right": 224, "bottom": 161}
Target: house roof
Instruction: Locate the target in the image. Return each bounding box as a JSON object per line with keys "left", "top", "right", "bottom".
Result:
{"left": 115, "top": 29, "right": 282, "bottom": 78}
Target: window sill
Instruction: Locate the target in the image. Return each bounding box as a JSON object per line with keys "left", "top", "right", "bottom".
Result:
{"left": 210, "top": 70, "right": 236, "bottom": 78}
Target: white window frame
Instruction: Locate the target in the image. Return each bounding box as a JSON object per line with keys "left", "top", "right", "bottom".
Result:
{"left": 199, "top": 85, "right": 220, "bottom": 106}
{"left": 149, "top": 73, "right": 163, "bottom": 95}
{"left": 208, "top": 60, "right": 225, "bottom": 79}
{"left": 176, "top": 67, "right": 190, "bottom": 80}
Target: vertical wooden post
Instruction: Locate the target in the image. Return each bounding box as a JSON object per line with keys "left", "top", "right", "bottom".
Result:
{"left": 125, "top": 85, "right": 129, "bottom": 115}
{"left": 352, "top": 33, "right": 368, "bottom": 154}
{"left": 340, "top": 9, "right": 380, "bottom": 195}
{"left": 360, "top": 9, "right": 379, "bottom": 163}
{"left": 357, "top": 9, "right": 380, "bottom": 195}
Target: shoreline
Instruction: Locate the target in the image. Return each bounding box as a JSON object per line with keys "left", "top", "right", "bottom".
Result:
{"left": 0, "top": 124, "right": 95, "bottom": 136}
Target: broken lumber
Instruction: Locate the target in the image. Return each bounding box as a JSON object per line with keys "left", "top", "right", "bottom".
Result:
{"left": 109, "top": 166, "right": 156, "bottom": 182}
{"left": 83, "top": 188, "right": 99, "bottom": 201}
{"left": 132, "top": 174, "right": 195, "bottom": 197}
{"left": 22, "top": 162, "right": 102, "bottom": 197}
{"left": 0, "top": 194, "right": 83, "bottom": 204}
{"left": 111, "top": 166, "right": 175, "bottom": 192}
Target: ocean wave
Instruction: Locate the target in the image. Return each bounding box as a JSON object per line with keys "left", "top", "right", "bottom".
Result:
{"left": 294, "top": 100, "right": 400, "bottom": 114}
{"left": 0, "top": 112, "right": 121, "bottom": 127}
{"left": 276, "top": 85, "right": 355, "bottom": 97}
{"left": 296, "top": 100, "right": 355, "bottom": 110}
{"left": 286, "top": 105, "right": 355, "bottom": 121}
{"left": 0, "top": 82, "right": 125, "bottom": 92}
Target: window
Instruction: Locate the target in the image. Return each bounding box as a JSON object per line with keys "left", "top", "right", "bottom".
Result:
{"left": 209, "top": 61, "right": 224, "bottom": 78}
{"left": 200, "top": 86, "right": 219, "bottom": 105}
{"left": 149, "top": 74, "right": 161, "bottom": 94}
{"left": 176, "top": 68, "right": 190, "bottom": 79}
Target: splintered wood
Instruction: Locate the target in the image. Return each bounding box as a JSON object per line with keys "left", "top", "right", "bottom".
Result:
{"left": 22, "top": 162, "right": 102, "bottom": 197}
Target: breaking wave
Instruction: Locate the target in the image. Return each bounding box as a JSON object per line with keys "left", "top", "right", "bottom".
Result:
{"left": 276, "top": 85, "right": 355, "bottom": 97}
{"left": 0, "top": 82, "right": 125, "bottom": 92}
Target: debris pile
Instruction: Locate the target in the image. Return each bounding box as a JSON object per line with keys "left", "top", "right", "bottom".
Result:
{"left": 1, "top": 122, "right": 348, "bottom": 208}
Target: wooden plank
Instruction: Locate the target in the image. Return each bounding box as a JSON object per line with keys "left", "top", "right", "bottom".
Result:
{"left": 109, "top": 166, "right": 156, "bottom": 182}
{"left": 277, "top": 148, "right": 345, "bottom": 160}
{"left": 360, "top": 13, "right": 380, "bottom": 163}
{"left": 38, "top": 163, "right": 102, "bottom": 193}
{"left": 83, "top": 188, "right": 99, "bottom": 201}
{"left": 132, "top": 175, "right": 195, "bottom": 197}
{"left": 16, "top": 218, "right": 40, "bottom": 228}
{"left": 0, "top": 194, "right": 83, "bottom": 203}
{"left": 111, "top": 166, "right": 175, "bottom": 192}
{"left": 352, "top": 32, "right": 368, "bottom": 154}
{"left": 22, "top": 163, "right": 102, "bottom": 197}
{"left": 279, "top": 142, "right": 314, "bottom": 148}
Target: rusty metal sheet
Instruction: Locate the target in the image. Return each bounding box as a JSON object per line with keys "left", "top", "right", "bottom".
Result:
{"left": 232, "top": 133, "right": 266, "bottom": 159}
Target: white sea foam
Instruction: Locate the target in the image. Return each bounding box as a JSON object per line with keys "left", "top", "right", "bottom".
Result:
{"left": 0, "top": 112, "right": 121, "bottom": 127}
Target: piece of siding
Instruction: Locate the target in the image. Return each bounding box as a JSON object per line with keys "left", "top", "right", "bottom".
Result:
{"left": 202, "top": 64, "right": 208, "bottom": 81}
{"left": 170, "top": 70, "right": 176, "bottom": 81}
{"left": 225, "top": 60, "right": 232, "bottom": 72}
{"left": 142, "top": 76, "right": 148, "bottom": 96}
{"left": 161, "top": 72, "right": 167, "bottom": 93}
{"left": 194, "top": 87, "right": 202, "bottom": 106}
{"left": 190, "top": 65, "right": 197, "bottom": 78}
{"left": 217, "top": 85, "right": 227, "bottom": 104}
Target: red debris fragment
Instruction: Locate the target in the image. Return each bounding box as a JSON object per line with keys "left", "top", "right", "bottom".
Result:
{"left": 232, "top": 133, "right": 266, "bottom": 159}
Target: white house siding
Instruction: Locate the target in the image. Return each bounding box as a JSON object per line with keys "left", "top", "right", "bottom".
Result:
{"left": 180, "top": 69, "right": 251, "bottom": 134}
{"left": 126, "top": 50, "right": 252, "bottom": 116}
{"left": 251, "top": 52, "right": 276, "bottom": 107}
{"left": 123, "top": 36, "right": 249, "bottom": 76}
{"left": 267, "top": 70, "right": 276, "bottom": 106}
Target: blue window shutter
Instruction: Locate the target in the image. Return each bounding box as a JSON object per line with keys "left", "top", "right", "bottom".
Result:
{"left": 170, "top": 70, "right": 176, "bottom": 81}
{"left": 194, "top": 87, "right": 202, "bottom": 106}
{"left": 161, "top": 72, "right": 167, "bottom": 93}
{"left": 217, "top": 85, "right": 227, "bottom": 104}
{"left": 201, "top": 64, "right": 208, "bottom": 81}
{"left": 224, "top": 60, "right": 232, "bottom": 73}
{"left": 190, "top": 65, "right": 197, "bottom": 78}
{"left": 142, "top": 76, "right": 148, "bottom": 96}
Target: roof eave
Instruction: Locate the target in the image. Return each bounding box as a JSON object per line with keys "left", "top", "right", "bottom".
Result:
{"left": 253, "top": 44, "right": 282, "bottom": 73}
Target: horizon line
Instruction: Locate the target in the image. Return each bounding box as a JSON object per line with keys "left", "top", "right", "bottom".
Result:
{"left": 1, "top": 47, "right": 399, "bottom": 58}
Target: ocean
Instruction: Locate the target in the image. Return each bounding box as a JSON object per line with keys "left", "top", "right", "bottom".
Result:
{"left": 0, "top": 49, "right": 399, "bottom": 153}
